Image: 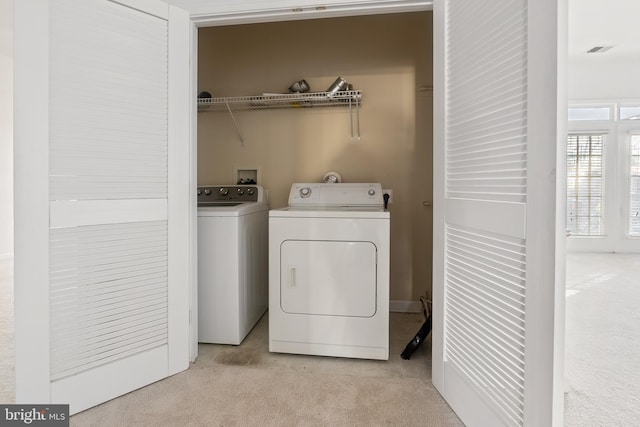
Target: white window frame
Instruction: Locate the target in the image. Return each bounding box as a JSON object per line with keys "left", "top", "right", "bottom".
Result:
{"left": 628, "top": 134, "right": 640, "bottom": 237}
{"left": 567, "top": 102, "right": 640, "bottom": 253}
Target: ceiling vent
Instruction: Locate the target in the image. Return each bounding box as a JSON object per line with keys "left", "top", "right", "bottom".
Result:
{"left": 587, "top": 46, "right": 614, "bottom": 53}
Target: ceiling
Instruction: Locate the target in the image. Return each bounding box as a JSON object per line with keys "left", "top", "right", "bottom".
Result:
{"left": 569, "top": 0, "right": 640, "bottom": 61}
{"left": 168, "top": 0, "right": 640, "bottom": 63}
{"left": 4, "top": 0, "right": 637, "bottom": 63}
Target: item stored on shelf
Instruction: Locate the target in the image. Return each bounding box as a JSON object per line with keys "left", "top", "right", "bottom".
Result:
{"left": 289, "top": 79, "right": 310, "bottom": 93}
{"left": 326, "top": 77, "right": 348, "bottom": 97}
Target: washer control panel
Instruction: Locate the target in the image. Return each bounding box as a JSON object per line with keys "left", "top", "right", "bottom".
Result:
{"left": 197, "top": 185, "right": 262, "bottom": 206}
{"left": 288, "top": 183, "right": 383, "bottom": 208}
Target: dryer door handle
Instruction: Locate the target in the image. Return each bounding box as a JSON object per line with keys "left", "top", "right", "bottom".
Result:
{"left": 289, "top": 267, "right": 297, "bottom": 288}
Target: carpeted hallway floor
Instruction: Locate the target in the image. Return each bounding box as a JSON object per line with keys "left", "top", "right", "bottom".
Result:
{"left": 2, "top": 254, "right": 640, "bottom": 426}
{"left": 0, "top": 258, "right": 13, "bottom": 405}
{"left": 563, "top": 253, "right": 640, "bottom": 426}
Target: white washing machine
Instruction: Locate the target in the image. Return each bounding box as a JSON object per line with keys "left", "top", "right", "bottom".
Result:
{"left": 198, "top": 185, "right": 268, "bottom": 345}
{"left": 269, "top": 183, "right": 390, "bottom": 360}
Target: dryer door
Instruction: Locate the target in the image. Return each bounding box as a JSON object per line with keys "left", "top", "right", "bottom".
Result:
{"left": 280, "top": 240, "right": 377, "bottom": 317}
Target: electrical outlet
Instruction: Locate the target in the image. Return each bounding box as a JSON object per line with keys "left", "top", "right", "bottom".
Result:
{"left": 383, "top": 189, "right": 393, "bottom": 203}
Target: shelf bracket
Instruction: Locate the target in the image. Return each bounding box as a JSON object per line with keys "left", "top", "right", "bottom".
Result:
{"left": 348, "top": 95, "right": 361, "bottom": 141}
{"left": 225, "top": 101, "right": 244, "bottom": 145}
{"left": 349, "top": 97, "right": 354, "bottom": 141}
{"left": 356, "top": 93, "right": 361, "bottom": 141}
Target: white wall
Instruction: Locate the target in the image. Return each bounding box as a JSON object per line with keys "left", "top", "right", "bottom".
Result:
{"left": 568, "top": 57, "right": 640, "bottom": 101}
{"left": 0, "top": 0, "right": 13, "bottom": 260}
{"left": 198, "top": 13, "right": 434, "bottom": 302}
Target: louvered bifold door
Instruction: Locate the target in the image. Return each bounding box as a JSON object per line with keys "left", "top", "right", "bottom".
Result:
{"left": 46, "top": 0, "right": 187, "bottom": 413}
{"left": 15, "top": 0, "right": 190, "bottom": 413}
{"left": 442, "top": 1, "right": 528, "bottom": 424}
{"left": 433, "top": 0, "right": 564, "bottom": 426}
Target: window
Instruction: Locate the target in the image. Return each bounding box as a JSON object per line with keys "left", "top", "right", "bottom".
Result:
{"left": 567, "top": 102, "right": 640, "bottom": 250}
{"left": 630, "top": 136, "right": 640, "bottom": 236}
{"left": 566, "top": 134, "right": 605, "bottom": 236}
{"left": 620, "top": 106, "right": 640, "bottom": 121}
{"left": 568, "top": 106, "right": 611, "bottom": 121}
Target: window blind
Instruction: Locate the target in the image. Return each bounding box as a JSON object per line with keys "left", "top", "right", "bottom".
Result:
{"left": 566, "top": 134, "right": 605, "bottom": 236}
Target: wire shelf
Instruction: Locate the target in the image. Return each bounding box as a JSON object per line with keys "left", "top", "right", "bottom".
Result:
{"left": 197, "top": 90, "right": 362, "bottom": 111}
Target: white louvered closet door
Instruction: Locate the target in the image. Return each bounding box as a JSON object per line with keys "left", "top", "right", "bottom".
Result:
{"left": 14, "top": 0, "right": 191, "bottom": 414}
{"left": 432, "top": 0, "right": 565, "bottom": 426}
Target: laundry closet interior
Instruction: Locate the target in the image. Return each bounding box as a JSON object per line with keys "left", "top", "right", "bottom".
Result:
{"left": 196, "top": 11, "right": 434, "bottom": 343}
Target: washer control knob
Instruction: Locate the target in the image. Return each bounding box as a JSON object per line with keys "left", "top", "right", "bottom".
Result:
{"left": 368, "top": 189, "right": 376, "bottom": 196}
{"left": 218, "top": 187, "right": 229, "bottom": 196}
{"left": 197, "top": 188, "right": 203, "bottom": 195}
{"left": 203, "top": 188, "right": 211, "bottom": 195}
{"left": 247, "top": 188, "right": 255, "bottom": 195}
{"left": 300, "top": 187, "right": 312, "bottom": 198}
{"left": 236, "top": 188, "right": 245, "bottom": 195}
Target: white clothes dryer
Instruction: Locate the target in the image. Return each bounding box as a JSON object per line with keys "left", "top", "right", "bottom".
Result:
{"left": 197, "top": 185, "right": 268, "bottom": 345}
{"left": 269, "top": 183, "right": 390, "bottom": 360}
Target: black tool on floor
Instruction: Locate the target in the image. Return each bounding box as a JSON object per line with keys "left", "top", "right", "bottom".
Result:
{"left": 401, "top": 298, "right": 432, "bottom": 360}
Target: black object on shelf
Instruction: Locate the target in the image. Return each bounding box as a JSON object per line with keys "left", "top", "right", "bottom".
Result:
{"left": 401, "top": 299, "right": 432, "bottom": 360}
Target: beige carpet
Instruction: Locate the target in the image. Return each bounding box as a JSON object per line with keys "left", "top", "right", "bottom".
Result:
{"left": 67, "top": 312, "right": 464, "bottom": 426}
{"left": 0, "top": 257, "right": 462, "bottom": 426}
{"left": 0, "top": 258, "right": 14, "bottom": 403}
{"left": 68, "top": 361, "right": 458, "bottom": 426}
{"left": 3, "top": 254, "right": 640, "bottom": 426}
{"left": 564, "top": 253, "right": 640, "bottom": 426}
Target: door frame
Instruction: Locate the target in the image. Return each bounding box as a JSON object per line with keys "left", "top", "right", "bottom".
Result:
{"left": 187, "top": 1, "right": 564, "bottom": 425}
{"left": 184, "top": 0, "right": 434, "bottom": 363}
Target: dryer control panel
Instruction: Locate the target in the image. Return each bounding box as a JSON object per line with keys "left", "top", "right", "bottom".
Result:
{"left": 288, "top": 183, "right": 383, "bottom": 208}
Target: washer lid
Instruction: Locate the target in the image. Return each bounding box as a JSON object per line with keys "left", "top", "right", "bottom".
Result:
{"left": 198, "top": 202, "right": 267, "bottom": 217}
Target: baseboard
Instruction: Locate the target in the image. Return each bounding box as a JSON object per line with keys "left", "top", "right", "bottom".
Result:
{"left": 0, "top": 253, "right": 13, "bottom": 262}
{"left": 389, "top": 300, "right": 422, "bottom": 313}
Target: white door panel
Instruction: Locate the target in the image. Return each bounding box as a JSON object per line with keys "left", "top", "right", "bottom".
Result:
{"left": 445, "top": 199, "right": 526, "bottom": 239}
{"left": 50, "top": 200, "right": 168, "bottom": 227}
{"left": 14, "top": 0, "right": 191, "bottom": 414}
{"left": 433, "top": 0, "right": 565, "bottom": 426}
